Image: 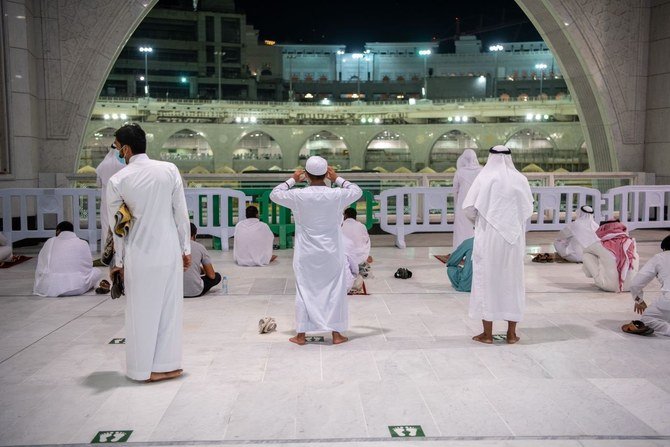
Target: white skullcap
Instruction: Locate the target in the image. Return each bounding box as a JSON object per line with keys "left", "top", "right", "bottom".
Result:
{"left": 305, "top": 156, "right": 328, "bottom": 176}
{"left": 580, "top": 205, "right": 594, "bottom": 214}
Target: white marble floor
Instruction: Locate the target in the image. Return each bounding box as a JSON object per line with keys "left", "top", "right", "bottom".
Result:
{"left": 1, "top": 230, "right": 669, "bottom": 447}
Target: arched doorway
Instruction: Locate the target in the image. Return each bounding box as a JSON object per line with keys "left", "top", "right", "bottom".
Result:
{"left": 160, "top": 129, "right": 214, "bottom": 173}
{"left": 233, "top": 131, "right": 282, "bottom": 172}
{"left": 364, "top": 131, "right": 411, "bottom": 171}
{"left": 505, "top": 128, "right": 554, "bottom": 171}
{"left": 79, "top": 127, "right": 116, "bottom": 170}
{"left": 299, "top": 131, "right": 350, "bottom": 170}
{"left": 429, "top": 130, "right": 480, "bottom": 171}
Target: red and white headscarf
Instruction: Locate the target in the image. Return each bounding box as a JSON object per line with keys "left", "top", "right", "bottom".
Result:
{"left": 596, "top": 221, "right": 636, "bottom": 291}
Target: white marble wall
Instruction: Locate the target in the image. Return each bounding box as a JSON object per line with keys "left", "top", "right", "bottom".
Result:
{"left": 0, "top": 0, "right": 668, "bottom": 186}
{"left": 645, "top": 0, "right": 670, "bottom": 184}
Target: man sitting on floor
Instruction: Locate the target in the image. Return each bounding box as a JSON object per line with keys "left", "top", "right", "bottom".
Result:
{"left": 184, "top": 223, "right": 222, "bottom": 297}
{"left": 342, "top": 207, "right": 373, "bottom": 280}
{"left": 582, "top": 219, "right": 639, "bottom": 292}
{"left": 0, "top": 232, "right": 14, "bottom": 264}
{"left": 623, "top": 235, "right": 670, "bottom": 336}
{"left": 233, "top": 205, "right": 275, "bottom": 266}
{"left": 554, "top": 205, "right": 599, "bottom": 263}
{"left": 33, "top": 221, "right": 101, "bottom": 297}
{"left": 447, "top": 237, "right": 474, "bottom": 292}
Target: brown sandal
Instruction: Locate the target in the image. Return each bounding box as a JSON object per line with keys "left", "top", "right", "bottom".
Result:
{"left": 95, "top": 279, "right": 111, "bottom": 294}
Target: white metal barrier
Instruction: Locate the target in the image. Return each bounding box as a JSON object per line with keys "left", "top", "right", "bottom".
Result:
{"left": 376, "top": 186, "right": 606, "bottom": 248}
{"left": 0, "top": 188, "right": 100, "bottom": 251}
{"left": 183, "top": 188, "right": 251, "bottom": 251}
{"left": 603, "top": 186, "right": 670, "bottom": 230}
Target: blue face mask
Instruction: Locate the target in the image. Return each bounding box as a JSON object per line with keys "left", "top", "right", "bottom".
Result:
{"left": 115, "top": 149, "right": 126, "bottom": 165}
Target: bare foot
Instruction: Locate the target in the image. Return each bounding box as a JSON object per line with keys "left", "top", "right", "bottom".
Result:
{"left": 332, "top": 331, "right": 349, "bottom": 344}
{"left": 289, "top": 333, "right": 306, "bottom": 345}
{"left": 472, "top": 333, "right": 493, "bottom": 344}
{"left": 506, "top": 334, "right": 520, "bottom": 344}
{"left": 146, "top": 369, "right": 183, "bottom": 382}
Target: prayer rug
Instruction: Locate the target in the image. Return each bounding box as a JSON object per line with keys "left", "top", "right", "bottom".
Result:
{"left": 0, "top": 255, "right": 32, "bottom": 269}
{"left": 433, "top": 254, "right": 450, "bottom": 264}
{"left": 348, "top": 281, "right": 369, "bottom": 296}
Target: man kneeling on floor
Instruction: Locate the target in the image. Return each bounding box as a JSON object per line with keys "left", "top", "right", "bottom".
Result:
{"left": 623, "top": 235, "right": 670, "bottom": 336}
{"left": 184, "top": 223, "right": 222, "bottom": 297}
{"left": 34, "top": 221, "right": 101, "bottom": 297}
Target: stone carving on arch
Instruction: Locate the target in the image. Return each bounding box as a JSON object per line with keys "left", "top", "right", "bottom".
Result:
{"left": 515, "top": 0, "right": 649, "bottom": 172}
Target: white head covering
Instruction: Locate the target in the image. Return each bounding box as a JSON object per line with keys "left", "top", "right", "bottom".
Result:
{"left": 305, "top": 156, "right": 328, "bottom": 176}
{"left": 456, "top": 149, "right": 481, "bottom": 170}
{"left": 461, "top": 145, "right": 534, "bottom": 244}
{"left": 570, "top": 205, "right": 599, "bottom": 248}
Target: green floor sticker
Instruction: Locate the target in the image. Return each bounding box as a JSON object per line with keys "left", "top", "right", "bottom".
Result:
{"left": 91, "top": 430, "right": 132, "bottom": 443}
{"left": 109, "top": 338, "right": 126, "bottom": 344}
{"left": 305, "top": 336, "right": 325, "bottom": 343}
{"left": 388, "top": 425, "right": 425, "bottom": 437}
{"left": 492, "top": 334, "right": 507, "bottom": 341}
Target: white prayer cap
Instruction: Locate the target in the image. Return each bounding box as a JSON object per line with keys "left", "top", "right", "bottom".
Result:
{"left": 305, "top": 156, "right": 328, "bottom": 176}
{"left": 489, "top": 145, "right": 511, "bottom": 154}
{"left": 580, "top": 205, "right": 594, "bottom": 214}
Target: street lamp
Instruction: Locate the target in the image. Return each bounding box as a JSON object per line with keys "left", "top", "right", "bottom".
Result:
{"left": 535, "top": 63, "right": 547, "bottom": 99}
{"left": 352, "top": 53, "right": 363, "bottom": 98}
{"left": 489, "top": 44, "right": 504, "bottom": 97}
{"left": 419, "top": 49, "right": 431, "bottom": 99}
{"left": 139, "top": 46, "right": 153, "bottom": 97}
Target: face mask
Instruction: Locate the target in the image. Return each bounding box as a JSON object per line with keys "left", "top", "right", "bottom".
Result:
{"left": 115, "top": 149, "right": 126, "bottom": 165}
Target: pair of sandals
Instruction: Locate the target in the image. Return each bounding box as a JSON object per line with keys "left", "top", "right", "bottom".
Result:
{"left": 532, "top": 253, "right": 555, "bottom": 263}
{"left": 621, "top": 320, "right": 654, "bottom": 336}
{"left": 94, "top": 271, "right": 125, "bottom": 299}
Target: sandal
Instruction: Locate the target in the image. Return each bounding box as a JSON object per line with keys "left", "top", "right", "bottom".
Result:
{"left": 621, "top": 320, "right": 654, "bottom": 336}
{"left": 95, "top": 279, "right": 111, "bottom": 294}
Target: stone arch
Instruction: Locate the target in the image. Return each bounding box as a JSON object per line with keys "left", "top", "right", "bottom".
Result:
{"left": 364, "top": 130, "right": 412, "bottom": 171}
{"left": 232, "top": 130, "right": 283, "bottom": 171}
{"left": 78, "top": 126, "right": 117, "bottom": 170}
{"left": 159, "top": 129, "right": 214, "bottom": 173}
{"left": 429, "top": 129, "right": 481, "bottom": 171}
{"left": 298, "top": 130, "right": 350, "bottom": 170}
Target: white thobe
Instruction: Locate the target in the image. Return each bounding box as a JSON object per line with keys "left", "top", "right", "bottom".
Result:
{"left": 96, "top": 149, "right": 125, "bottom": 237}
{"left": 341, "top": 218, "right": 370, "bottom": 265}
{"left": 630, "top": 251, "right": 670, "bottom": 336}
{"left": 554, "top": 212, "right": 599, "bottom": 262}
{"left": 452, "top": 151, "right": 482, "bottom": 249}
{"left": 0, "top": 232, "right": 12, "bottom": 261}
{"left": 270, "top": 177, "right": 362, "bottom": 333}
{"left": 33, "top": 231, "right": 101, "bottom": 297}
{"left": 233, "top": 218, "right": 274, "bottom": 266}
{"left": 107, "top": 154, "right": 191, "bottom": 381}
{"left": 582, "top": 242, "right": 639, "bottom": 292}
{"left": 462, "top": 153, "right": 534, "bottom": 322}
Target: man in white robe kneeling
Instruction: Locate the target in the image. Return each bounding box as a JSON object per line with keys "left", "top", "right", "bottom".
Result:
{"left": 34, "top": 221, "right": 101, "bottom": 297}
{"left": 462, "top": 145, "right": 534, "bottom": 344}
{"left": 270, "top": 156, "right": 362, "bottom": 345}
{"left": 233, "top": 205, "right": 275, "bottom": 266}
{"left": 554, "top": 205, "right": 599, "bottom": 263}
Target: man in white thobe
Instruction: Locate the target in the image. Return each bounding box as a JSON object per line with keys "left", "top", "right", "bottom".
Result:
{"left": 452, "top": 149, "right": 482, "bottom": 249}
{"left": 0, "top": 232, "right": 13, "bottom": 263}
{"left": 341, "top": 207, "right": 371, "bottom": 266}
{"left": 107, "top": 123, "right": 191, "bottom": 383}
{"left": 96, "top": 144, "right": 126, "bottom": 240}
{"left": 626, "top": 235, "right": 670, "bottom": 336}
{"left": 233, "top": 205, "right": 275, "bottom": 266}
{"left": 33, "top": 221, "right": 101, "bottom": 297}
{"left": 462, "top": 145, "right": 534, "bottom": 344}
{"left": 270, "top": 156, "right": 362, "bottom": 345}
{"left": 554, "top": 205, "right": 599, "bottom": 263}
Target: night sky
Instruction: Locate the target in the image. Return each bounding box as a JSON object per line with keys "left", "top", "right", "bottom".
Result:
{"left": 236, "top": 0, "right": 541, "bottom": 51}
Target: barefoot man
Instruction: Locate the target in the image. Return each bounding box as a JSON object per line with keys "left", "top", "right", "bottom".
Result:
{"left": 270, "top": 156, "right": 362, "bottom": 345}
{"left": 462, "top": 145, "right": 534, "bottom": 344}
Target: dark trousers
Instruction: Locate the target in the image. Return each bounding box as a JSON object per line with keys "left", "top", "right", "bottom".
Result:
{"left": 198, "top": 272, "right": 222, "bottom": 296}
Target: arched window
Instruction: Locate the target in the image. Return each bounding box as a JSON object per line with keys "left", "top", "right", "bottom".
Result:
{"left": 79, "top": 127, "right": 116, "bottom": 170}
{"left": 429, "top": 130, "right": 480, "bottom": 170}
{"left": 365, "top": 131, "right": 411, "bottom": 171}
{"left": 504, "top": 128, "right": 555, "bottom": 171}
{"left": 232, "top": 131, "right": 282, "bottom": 171}
{"left": 160, "top": 129, "right": 214, "bottom": 173}
{"left": 299, "top": 131, "right": 349, "bottom": 169}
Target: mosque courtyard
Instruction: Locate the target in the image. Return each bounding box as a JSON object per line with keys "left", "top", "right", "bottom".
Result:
{"left": 1, "top": 230, "right": 669, "bottom": 447}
